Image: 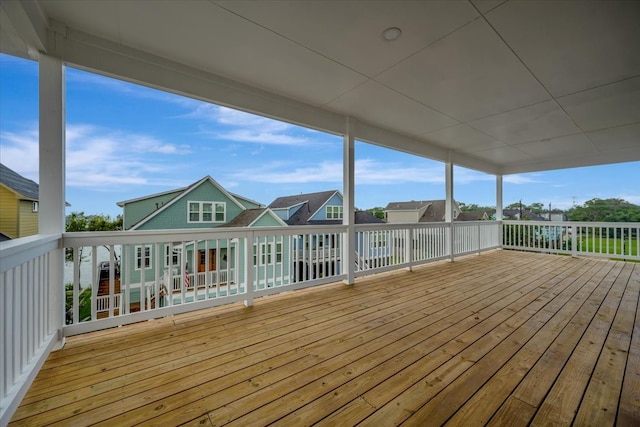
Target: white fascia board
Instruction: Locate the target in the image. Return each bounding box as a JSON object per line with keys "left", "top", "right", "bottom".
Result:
{"left": 308, "top": 190, "right": 341, "bottom": 220}
{"left": 500, "top": 146, "right": 640, "bottom": 175}
{"left": 47, "top": 23, "right": 345, "bottom": 136}
{"left": 357, "top": 119, "right": 500, "bottom": 175}
{"left": 248, "top": 209, "right": 288, "bottom": 227}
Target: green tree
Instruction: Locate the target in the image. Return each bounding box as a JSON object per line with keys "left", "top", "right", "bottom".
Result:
{"left": 567, "top": 198, "right": 640, "bottom": 222}
{"left": 65, "top": 212, "right": 123, "bottom": 323}
{"left": 459, "top": 203, "right": 495, "bottom": 212}
{"left": 366, "top": 207, "right": 386, "bottom": 220}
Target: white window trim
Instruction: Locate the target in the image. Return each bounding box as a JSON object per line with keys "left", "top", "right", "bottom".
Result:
{"left": 187, "top": 201, "right": 226, "bottom": 223}
{"left": 326, "top": 205, "right": 343, "bottom": 220}
{"left": 165, "top": 245, "right": 180, "bottom": 268}
{"left": 32, "top": 201, "right": 39, "bottom": 212}
{"left": 135, "top": 245, "right": 153, "bottom": 271}
{"left": 254, "top": 242, "right": 283, "bottom": 265}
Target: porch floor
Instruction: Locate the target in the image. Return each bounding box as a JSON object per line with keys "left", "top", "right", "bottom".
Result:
{"left": 10, "top": 251, "right": 640, "bottom": 426}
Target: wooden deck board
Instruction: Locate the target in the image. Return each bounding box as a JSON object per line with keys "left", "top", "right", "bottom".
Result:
{"left": 10, "top": 251, "right": 640, "bottom": 426}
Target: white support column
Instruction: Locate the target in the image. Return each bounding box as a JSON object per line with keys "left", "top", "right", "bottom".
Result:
{"left": 39, "top": 54, "right": 66, "bottom": 349}
{"left": 343, "top": 117, "right": 355, "bottom": 285}
{"left": 445, "top": 159, "right": 454, "bottom": 261}
{"left": 496, "top": 174, "right": 503, "bottom": 248}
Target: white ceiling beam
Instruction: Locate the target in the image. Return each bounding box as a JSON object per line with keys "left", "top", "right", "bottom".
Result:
{"left": 0, "top": 0, "right": 47, "bottom": 58}
{"left": 47, "top": 22, "right": 345, "bottom": 136}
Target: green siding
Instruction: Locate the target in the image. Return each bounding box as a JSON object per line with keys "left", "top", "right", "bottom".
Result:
{"left": 137, "top": 181, "right": 244, "bottom": 230}
{"left": 251, "top": 213, "right": 283, "bottom": 227}
{"left": 123, "top": 190, "right": 182, "bottom": 229}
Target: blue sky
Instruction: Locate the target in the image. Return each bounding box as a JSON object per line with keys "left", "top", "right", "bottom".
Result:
{"left": 1, "top": 53, "right": 638, "bottom": 219}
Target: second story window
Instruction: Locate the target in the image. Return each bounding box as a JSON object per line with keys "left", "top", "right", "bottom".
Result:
{"left": 326, "top": 205, "right": 343, "bottom": 219}
{"left": 188, "top": 201, "right": 225, "bottom": 223}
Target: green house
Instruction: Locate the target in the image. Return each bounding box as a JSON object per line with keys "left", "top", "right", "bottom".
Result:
{"left": 116, "top": 176, "right": 286, "bottom": 306}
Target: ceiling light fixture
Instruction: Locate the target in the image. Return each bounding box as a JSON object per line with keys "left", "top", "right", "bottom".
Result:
{"left": 382, "top": 27, "right": 402, "bottom": 41}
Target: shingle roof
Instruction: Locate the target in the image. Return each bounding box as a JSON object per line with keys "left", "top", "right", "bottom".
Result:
{"left": 269, "top": 190, "right": 338, "bottom": 226}
{"left": 219, "top": 209, "right": 268, "bottom": 227}
{"left": 385, "top": 200, "right": 433, "bottom": 210}
{"left": 418, "top": 200, "right": 446, "bottom": 222}
{"left": 269, "top": 190, "right": 385, "bottom": 225}
{"left": 0, "top": 163, "right": 39, "bottom": 200}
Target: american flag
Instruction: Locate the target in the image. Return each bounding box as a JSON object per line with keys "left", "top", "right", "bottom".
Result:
{"left": 184, "top": 267, "right": 190, "bottom": 288}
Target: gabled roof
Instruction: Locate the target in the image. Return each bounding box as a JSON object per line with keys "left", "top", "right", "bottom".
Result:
{"left": 127, "top": 176, "right": 248, "bottom": 230}
{"left": 385, "top": 201, "right": 433, "bottom": 211}
{"left": 269, "top": 190, "right": 385, "bottom": 225}
{"left": 230, "top": 193, "right": 265, "bottom": 209}
{"left": 418, "top": 200, "right": 447, "bottom": 222}
{"left": 0, "top": 163, "right": 39, "bottom": 201}
{"left": 269, "top": 190, "right": 339, "bottom": 226}
{"left": 219, "top": 208, "right": 287, "bottom": 228}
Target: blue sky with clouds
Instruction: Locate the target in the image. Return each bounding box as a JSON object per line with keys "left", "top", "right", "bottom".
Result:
{"left": 1, "top": 53, "right": 638, "bottom": 219}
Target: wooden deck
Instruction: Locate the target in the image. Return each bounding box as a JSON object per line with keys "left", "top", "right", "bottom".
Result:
{"left": 10, "top": 250, "right": 640, "bottom": 426}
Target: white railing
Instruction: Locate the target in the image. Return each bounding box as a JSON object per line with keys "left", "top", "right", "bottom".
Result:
{"left": 61, "top": 226, "right": 349, "bottom": 336}
{"left": 0, "top": 234, "right": 62, "bottom": 426}
{"left": 503, "top": 220, "right": 640, "bottom": 261}
{"left": 96, "top": 293, "right": 122, "bottom": 313}
{"left": 354, "top": 221, "right": 501, "bottom": 276}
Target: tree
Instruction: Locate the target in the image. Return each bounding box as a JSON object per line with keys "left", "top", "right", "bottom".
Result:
{"left": 567, "top": 198, "right": 640, "bottom": 223}
{"left": 65, "top": 212, "right": 122, "bottom": 261}
{"left": 65, "top": 212, "right": 123, "bottom": 323}
{"left": 459, "top": 203, "right": 495, "bottom": 212}
{"left": 366, "top": 207, "right": 386, "bottom": 220}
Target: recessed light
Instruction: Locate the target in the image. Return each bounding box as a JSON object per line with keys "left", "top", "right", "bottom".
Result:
{"left": 382, "top": 27, "right": 402, "bottom": 41}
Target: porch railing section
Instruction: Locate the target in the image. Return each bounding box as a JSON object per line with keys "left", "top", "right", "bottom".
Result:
{"left": 0, "top": 234, "right": 62, "bottom": 426}
{"left": 354, "top": 221, "right": 501, "bottom": 276}
{"left": 502, "top": 220, "right": 640, "bottom": 261}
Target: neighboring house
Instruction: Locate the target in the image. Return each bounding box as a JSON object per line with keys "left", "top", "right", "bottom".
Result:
{"left": 269, "top": 189, "right": 383, "bottom": 226}
{"left": 0, "top": 163, "right": 40, "bottom": 240}
{"left": 268, "top": 190, "right": 384, "bottom": 278}
{"left": 384, "top": 200, "right": 462, "bottom": 223}
{"left": 115, "top": 175, "right": 286, "bottom": 307}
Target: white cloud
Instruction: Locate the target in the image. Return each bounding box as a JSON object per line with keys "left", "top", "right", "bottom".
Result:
{"left": 184, "top": 104, "right": 315, "bottom": 146}
{"left": 504, "top": 174, "right": 541, "bottom": 184}
{"left": 1, "top": 124, "right": 191, "bottom": 190}
{"left": 229, "top": 159, "right": 447, "bottom": 185}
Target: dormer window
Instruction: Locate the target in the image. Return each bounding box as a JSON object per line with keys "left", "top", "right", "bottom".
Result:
{"left": 326, "top": 205, "right": 343, "bottom": 219}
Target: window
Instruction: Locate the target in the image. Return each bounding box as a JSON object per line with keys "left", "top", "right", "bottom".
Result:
{"left": 32, "top": 201, "right": 39, "bottom": 212}
{"left": 165, "top": 245, "right": 180, "bottom": 267}
{"left": 253, "top": 242, "right": 283, "bottom": 265}
{"left": 188, "top": 201, "right": 225, "bottom": 223}
{"left": 136, "top": 245, "right": 152, "bottom": 270}
{"left": 326, "top": 205, "right": 343, "bottom": 219}
{"left": 370, "top": 232, "right": 387, "bottom": 249}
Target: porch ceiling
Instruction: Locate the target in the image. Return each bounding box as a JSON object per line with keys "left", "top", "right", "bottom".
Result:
{"left": 2, "top": 0, "right": 639, "bottom": 175}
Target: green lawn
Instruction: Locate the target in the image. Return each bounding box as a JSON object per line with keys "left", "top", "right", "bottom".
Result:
{"left": 579, "top": 237, "right": 638, "bottom": 256}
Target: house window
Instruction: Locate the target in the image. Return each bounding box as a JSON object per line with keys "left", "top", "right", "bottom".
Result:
{"left": 253, "top": 243, "right": 283, "bottom": 265}
{"left": 326, "top": 205, "right": 343, "bottom": 219}
{"left": 370, "top": 232, "right": 387, "bottom": 248}
{"left": 165, "top": 245, "right": 180, "bottom": 267}
{"left": 32, "top": 201, "right": 38, "bottom": 212}
{"left": 135, "top": 245, "right": 152, "bottom": 270}
{"left": 188, "top": 201, "right": 225, "bottom": 223}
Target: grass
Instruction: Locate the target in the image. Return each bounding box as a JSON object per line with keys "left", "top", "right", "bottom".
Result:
{"left": 579, "top": 236, "right": 638, "bottom": 257}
